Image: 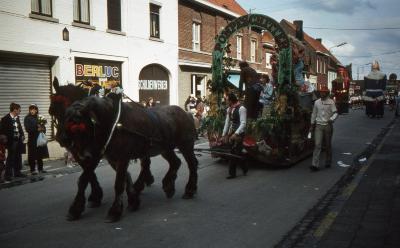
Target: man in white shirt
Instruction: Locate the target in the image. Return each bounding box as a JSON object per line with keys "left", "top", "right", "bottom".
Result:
{"left": 222, "top": 93, "right": 248, "bottom": 179}
{"left": 310, "top": 84, "right": 338, "bottom": 171}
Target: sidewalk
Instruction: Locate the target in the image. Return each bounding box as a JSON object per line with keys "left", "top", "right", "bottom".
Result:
{"left": 0, "top": 159, "right": 82, "bottom": 189}
{"left": 317, "top": 117, "right": 400, "bottom": 248}
{"left": 0, "top": 137, "right": 209, "bottom": 190}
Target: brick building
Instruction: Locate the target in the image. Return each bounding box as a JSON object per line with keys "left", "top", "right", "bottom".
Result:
{"left": 178, "top": 0, "right": 272, "bottom": 107}
{"left": 280, "top": 19, "right": 337, "bottom": 89}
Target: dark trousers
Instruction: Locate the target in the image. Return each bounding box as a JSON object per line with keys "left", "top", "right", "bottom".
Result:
{"left": 228, "top": 135, "right": 247, "bottom": 176}
{"left": 29, "top": 158, "right": 43, "bottom": 172}
{"left": 5, "top": 141, "right": 23, "bottom": 178}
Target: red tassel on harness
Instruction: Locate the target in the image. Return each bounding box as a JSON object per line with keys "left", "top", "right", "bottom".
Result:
{"left": 66, "top": 122, "right": 87, "bottom": 134}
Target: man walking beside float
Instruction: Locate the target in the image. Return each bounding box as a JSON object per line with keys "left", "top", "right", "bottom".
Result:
{"left": 309, "top": 84, "right": 338, "bottom": 172}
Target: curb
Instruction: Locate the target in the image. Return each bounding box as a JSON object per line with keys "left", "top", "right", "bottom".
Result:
{"left": 275, "top": 118, "right": 396, "bottom": 248}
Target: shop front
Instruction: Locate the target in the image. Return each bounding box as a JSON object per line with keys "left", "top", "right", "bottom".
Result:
{"left": 138, "top": 64, "right": 170, "bottom": 106}
{"left": 75, "top": 58, "right": 122, "bottom": 89}
{"left": 0, "top": 52, "right": 53, "bottom": 137}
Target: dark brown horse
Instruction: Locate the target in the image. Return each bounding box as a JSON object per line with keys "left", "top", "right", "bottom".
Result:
{"left": 63, "top": 94, "right": 198, "bottom": 222}
{"left": 49, "top": 78, "right": 155, "bottom": 221}
{"left": 49, "top": 78, "right": 105, "bottom": 218}
{"left": 50, "top": 78, "right": 198, "bottom": 222}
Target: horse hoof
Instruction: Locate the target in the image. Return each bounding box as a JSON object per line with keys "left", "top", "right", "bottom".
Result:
{"left": 182, "top": 192, "right": 195, "bottom": 199}
{"left": 127, "top": 203, "right": 140, "bottom": 212}
{"left": 66, "top": 213, "right": 81, "bottom": 221}
{"left": 105, "top": 215, "right": 121, "bottom": 223}
{"left": 127, "top": 198, "right": 141, "bottom": 212}
{"left": 87, "top": 201, "right": 101, "bottom": 208}
{"left": 165, "top": 190, "right": 175, "bottom": 199}
{"left": 145, "top": 176, "right": 155, "bottom": 187}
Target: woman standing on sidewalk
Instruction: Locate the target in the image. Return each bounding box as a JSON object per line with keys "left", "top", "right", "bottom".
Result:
{"left": 24, "top": 104, "right": 49, "bottom": 175}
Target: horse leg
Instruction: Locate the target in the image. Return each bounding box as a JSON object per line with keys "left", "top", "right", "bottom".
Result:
{"left": 161, "top": 150, "right": 181, "bottom": 199}
{"left": 133, "top": 157, "right": 154, "bottom": 193}
{"left": 179, "top": 144, "right": 199, "bottom": 199}
{"left": 67, "top": 169, "right": 92, "bottom": 221}
{"left": 87, "top": 171, "right": 103, "bottom": 208}
{"left": 126, "top": 171, "right": 140, "bottom": 211}
{"left": 106, "top": 160, "right": 129, "bottom": 223}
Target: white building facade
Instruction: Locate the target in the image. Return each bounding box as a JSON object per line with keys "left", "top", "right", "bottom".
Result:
{"left": 0, "top": 0, "right": 179, "bottom": 124}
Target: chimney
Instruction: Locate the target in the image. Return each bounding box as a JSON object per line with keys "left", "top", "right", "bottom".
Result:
{"left": 293, "top": 20, "right": 303, "bottom": 41}
{"left": 316, "top": 38, "right": 322, "bottom": 43}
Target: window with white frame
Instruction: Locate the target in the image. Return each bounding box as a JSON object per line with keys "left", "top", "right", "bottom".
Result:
{"left": 192, "top": 22, "right": 201, "bottom": 52}
{"left": 236, "top": 36, "right": 242, "bottom": 60}
{"left": 107, "top": 0, "right": 121, "bottom": 31}
{"left": 265, "top": 52, "right": 272, "bottom": 69}
{"left": 150, "top": 4, "right": 161, "bottom": 38}
{"left": 73, "top": 0, "right": 90, "bottom": 24}
{"left": 31, "top": 0, "right": 52, "bottom": 16}
{"left": 316, "top": 58, "right": 320, "bottom": 73}
{"left": 250, "top": 39, "right": 257, "bottom": 62}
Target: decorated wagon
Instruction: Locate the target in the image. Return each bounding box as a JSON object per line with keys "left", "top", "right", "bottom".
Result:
{"left": 201, "top": 14, "right": 315, "bottom": 166}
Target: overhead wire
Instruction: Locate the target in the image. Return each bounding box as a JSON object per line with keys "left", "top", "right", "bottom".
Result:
{"left": 335, "top": 50, "right": 400, "bottom": 58}
{"left": 304, "top": 26, "right": 400, "bottom": 31}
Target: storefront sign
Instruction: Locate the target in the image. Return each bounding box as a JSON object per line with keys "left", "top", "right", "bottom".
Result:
{"left": 75, "top": 58, "right": 122, "bottom": 88}
{"left": 138, "top": 64, "right": 170, "bottom": 106}
{"left": 76, "top": 64, "right": 119, "bottom": 78}
{"left": 138, "top": 80, "right": 168, "bottom": 90}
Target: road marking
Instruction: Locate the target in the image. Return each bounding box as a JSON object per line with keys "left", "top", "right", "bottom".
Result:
{"left": 342, "top": 183, "right": 357, "bottom": 198}
{"left": 314, "top": 212, "right": 338, "bottom": 238}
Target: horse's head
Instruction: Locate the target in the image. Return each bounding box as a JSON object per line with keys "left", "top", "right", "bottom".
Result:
{"left": 49, "top": 77, "right": 89, "bottom": 147}
{"left": 64, "top": 97, "right": 113, "bottom": 164}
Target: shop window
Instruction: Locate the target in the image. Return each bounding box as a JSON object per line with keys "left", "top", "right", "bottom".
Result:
{"left": 150, "top": 4, "right": 160, "bottom": 38}
{"left": 31, "top": 0, "right": 52, "bottom": 17}
{"left": 250, "top": 39, "right": 257, "bottom": 62}
{"left": 236, "top": 36, "right": 242, "bottom": 60}
{"left": 73, "top": 0, "right": 90, "bottom": 24}
{"left": 107, "top": 0, "right": 121, "bottom": 31}
{"left": 192, "top": 22, "right": 201, "bottom": 52}
{"left": 265, "top": 52, "right": 272, "bottom": 69}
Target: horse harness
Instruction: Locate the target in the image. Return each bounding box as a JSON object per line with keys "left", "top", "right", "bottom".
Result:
{"left": 99, "top": 99, "right": 164, "bottom": 157}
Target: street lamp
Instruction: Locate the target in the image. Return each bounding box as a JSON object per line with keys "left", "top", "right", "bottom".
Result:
{"left": 329, "top": 42, "right": 348, "bottom": 52}
{"left": 62, "top": 27, "right": 69, "bottom": 41}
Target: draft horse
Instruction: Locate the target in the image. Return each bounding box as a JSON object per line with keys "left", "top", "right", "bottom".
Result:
{"left": 49, "top": 78, "right": 155, "bottom": 221}
{"left": 50, "top": 79, "right": 198, "bottom": 222}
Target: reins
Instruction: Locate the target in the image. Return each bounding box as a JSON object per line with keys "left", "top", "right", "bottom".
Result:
{"left": 100, "top": 96, "right": 122, "bottom": 156}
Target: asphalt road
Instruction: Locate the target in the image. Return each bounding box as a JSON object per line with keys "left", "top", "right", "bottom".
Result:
{"left": 0, "top": 108, "right": 394, "bottom": 248}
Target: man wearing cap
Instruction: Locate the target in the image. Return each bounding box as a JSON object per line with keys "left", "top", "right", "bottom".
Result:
{"left": 309, "top": 84, "right": 338, "bottom": 172}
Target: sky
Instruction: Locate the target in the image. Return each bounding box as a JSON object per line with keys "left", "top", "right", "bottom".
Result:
{"left": 236, "top": 0, "right": 400, "bottom": 79}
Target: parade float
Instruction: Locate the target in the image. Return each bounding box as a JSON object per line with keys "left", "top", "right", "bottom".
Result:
{"left": 202, "top": 14, "right": 314, "bottom": 166}
{"left": 331, "top": 67, "right": 351, "bottom": 114}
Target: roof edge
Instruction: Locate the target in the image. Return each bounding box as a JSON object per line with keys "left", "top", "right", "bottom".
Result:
{"left": 189, "top": 0, "right": 243, "bottom": 18}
